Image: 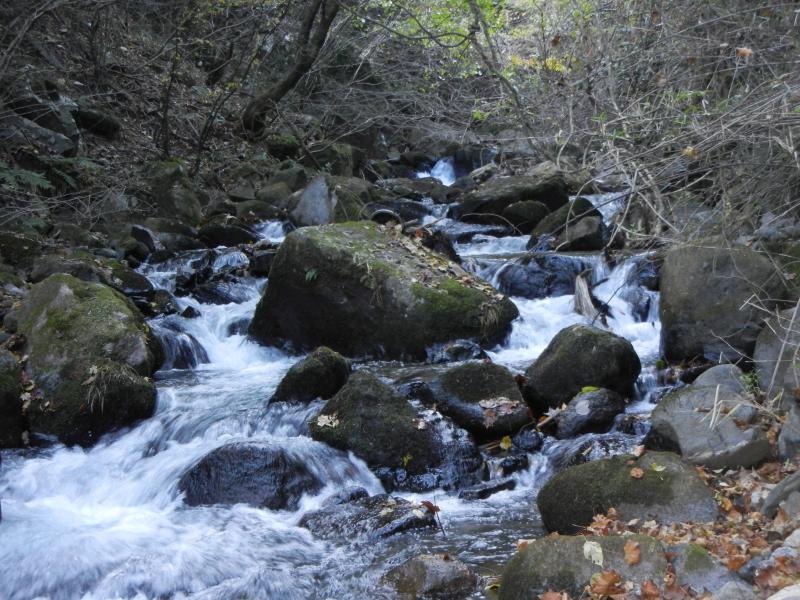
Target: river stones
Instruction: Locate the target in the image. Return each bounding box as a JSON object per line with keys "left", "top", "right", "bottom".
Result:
{"left": 754, "top": 308, "right": 800, "bottom": 408}
{"left": 289, "top": 174, "right": 376, "bottom": 227}
{"left": 660, "top": 243, "right": 787, "bottom": 362}
{"left": 299, "top": 492, "right": 436, "bottom": 540}
{"left": 501, "top": 201, "right": 550, "bottom": 234}
{"left": 147, "top": 160, "right": 204, "bottom": 226}
{"left": 523, "top": 324, "right": 641, "bottom": 412}
{"left": 553, "top": 214, "right": 609, "bottom": 251}
{"left": 198, "top": 216, "right": 258, "bottom": 247}
{"left": 269, "top": 346, "right": 350, "bottom": 403}
{"left": 15, "top": 273, "right": 160, "bottom": 446}
{"left": 529, "top": 196, "right": 599, "bottom": 239}
{"left": 0, "top": 348, "right": 24, "bottom": 448}
{"left": 178, "top": 442, "right": 323, "bottom": 510}
{"left": 537, "top": 452, "right": 718, "bottom": 534}
{"left": 309, "top": 371, "right": 481, "bottom": 491}
{"left": 382, "top": 553, "right": 477, "bottom": 599}
{"left": 493, "top": 253, "right": 592, "bottom": 300}
{"left": 552, "top": 388, "right": 626, "bottom": 439}
{"left": 499, "top": 535, "right": 669, "bottom": 599}
{"left": 647, "top": 380, "right": 771, "bottom": 469}
{"left": 448, "top": 173, "right": 568, "bottom": 223}
{"left": 434, "top": 361, "right": 530, "bottom": 438}
{"left": 248, "top": 221, "right": 518, "bottom": 359}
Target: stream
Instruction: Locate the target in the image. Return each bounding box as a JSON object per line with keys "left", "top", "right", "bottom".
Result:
{"left": 0, "top": 159, "right": 666, "bottom": 600}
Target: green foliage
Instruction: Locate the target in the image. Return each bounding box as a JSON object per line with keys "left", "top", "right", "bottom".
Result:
{"left": 305, "top": 268, "right": 319, "bottom": 284}
{"left": 0, "top": 160, "right": 53, "bottom": 192}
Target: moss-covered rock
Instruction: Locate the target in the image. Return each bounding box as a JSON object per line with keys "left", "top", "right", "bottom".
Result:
{"left": 0, "top": 230, "right": 48, "bottom": 272}
{"left": 553, "top": 388, "right": 625, "bottom": 439}
{"left": 309, "top": 372, "right": 481, "bottom": 491}
{"left": 264, "top": 132, "right": 300, "bottom": 160}
{"left": 530, "top": 196, "right": 599, "bottom": 238}
{"left": 660, "top": 243, "right": 788, "bottom": 362}
{"left": 16, "top": 274, "right": 160, "bottom": 446}
{"left": 499, "top": 535, "right": 668, "bottom": 599}
{"left": 249, "top": 221, "right": 518, "bottom": 359}
{"left": 303, "top": 141, "right": 362, "bottom": 176}
{"left": 435, "top": 361, "right": 531, "bottom": 438}
{"left": 0, "top": 348, "right": 25, "bottom": 448}
{"left": 147, "top": 160, "right": 204, "bottom": 225}
{"left": 536, "top": 452, "right": 718, "bottom": 534}
{"left": 289, "top": 175, "right": 377, "bottom": 227}
{"left": 270, "top": 346, "right": 350, "bottom": 403}
{"left": 523, "top": 324, "right": 641, "bottom": 412}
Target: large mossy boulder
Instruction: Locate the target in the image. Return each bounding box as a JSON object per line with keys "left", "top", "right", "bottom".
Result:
{"left": 660, "top": 244, "right": 787, "bottom": 362}
{"left": 178, "top": 442, "right": 323, "bottom": 510}
{"left": 647, "top": 380, "right": 771, "bottom": 469}
{"left": 754, "top": 308, "right": 800, "bottom": 408}
{"left": 434, "top": 361, "right": 530, "bottom": 438}
{"left": 248, "top": 221, "right": 518, "bottom": 359}
{"left": 537, "top": 452, "right": 718, "bottom": 534}
{"left": 0, "top": 231, "right": 49, "bottom": 272}
{"left": 303, "top": 141, "right": 362, "bottom": 176}
{"left": 309, "top": 372, "right": 480, "bottom": 491}
{"left": 523, "top": 324, "right": 641, "bottom": 412}
{"left": 499, "top": 535, "right": 669, "bottom": 599}
{"left": 448, "top": 174, "right": 568, "bottom": 222}
{"left": 0, "top": 349, "right": 25, "bottom": 448}
{"left": 16, "top": 274, "right": 160, "bottom": 446}
{"left": 269, "top": 346, "right": 350, "bottom": 403}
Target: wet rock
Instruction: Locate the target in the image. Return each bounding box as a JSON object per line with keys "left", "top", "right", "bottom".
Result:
{"left": 73, "top": 108, "right": 121, "bottom": 138}
{"left": 364, "top": 199, "right": 431, "bottom": 224}
{"left": 178, "top": 442, "right": 323, "bottom": 510}
{"left": 235, "top": 200, "right": 284, "bottom": 222}
{"left": 660, "top": 244, "right": 787, "bottom": 362}
{"left": 268, "top": 164, "right": 310, "bottom": 192}
{"left": 626, "top": 254, "right": 661, "bottom": 291}
{"left": 249, "top": 222, "right": 518, "bottom": 359}
{"left": 523, "top": 324, "right": 641, "bottom": 412}
{"left": 270, "top": 347, "right": 350, "bottom": 403}
{"left": 647, "top": 384, "right": 771, "bottom": 469}
{"left": 181, "top": 306, "right": 200, "bottom": 319}
{"left": 449, "top": 174, "right": 568, "bottom": 223}
{"left": 501, "top": 200, "right": 550, "bottom": 234}
{"left": 499, "top": 535, "right": 669, "bottom": 599}
{"left": 16, "top": 274, "right": 160, "bottom": 446}
{"left": 512, "top": 429, "right": 543, "bottom": 452}
{"left": 382, "top": 553, "right": 477, "bottom": 599}
{"left": 0, "top": 349, "right": 25, "bottom": 448}
{"left": 303, "top": 141, "right": 361, "bottom": 176}
{"left": 309, "top": 372, "right": 473, "bottom": 491}
{"left": 426, "top": 339, "right": 487, "bottom": 363}
{"left": 248, "top": 249, "right": 277, "bottom": 277}
{"left": 754, "top": 308, "right": 800, "bottom": 408}
{"left": 457, "top": 477, "right": 515, "bottom": 500}
{"left": 554, "top": 388, "right": 626, "bottom": 439}
{"left": 537, "top": 452, "right": 718, "bottom": 534}
{"left": 254, "top": 181, "right": 293, "bottom": 209}
{"left": 434, "top": 361, "right": 531, "bottom": 438}
{"left": 377, "top": 176, "right": 456, "bottom": 204}
{"left": 154, "top": 321, "right": 208, "bottom": 369}
{"left": 419, "top": 230, "right": 461, "bottom": 264}
{"left": 493, "top": 253, "right": 591, "bottom": 300}
{"left": 498, "top": 454, "right": 529, "bottom": 476}
{"left": 554, "top": 214, "right": 608, "bottom": 251}
{"left": 198, "top": 217, "right": 258, "bottom": 247}
{"left": 299, "top": 493, "right": 436, "bottom": 540}
{"left": 529, "top": 196, "right": 599, "bottom": 239}
{"left": 289, "top": 175, "right": 376, "bottom": 227}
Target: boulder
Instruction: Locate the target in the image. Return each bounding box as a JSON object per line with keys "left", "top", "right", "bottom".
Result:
{"left": 778, "top": 403, "right": 800, "bottom": 460}
{"left": 269, "top": 346, "right": 350, "bottom": 403}
{"left": 289, "top": 175, "right": 376, "bottom": 227}
{"left": 754, "top": 308, "right": 800, "bottom": 407}
{"left": 147, "top": 161, "right": 204, "bottom": 225}
{"left": 493, "top": 254, "right": 592, "bottom": 300}
{"left": 660, "top": 244, "right": 787, "bottom": 362}
{"left": 254, "top": 181, "right": 293, "bottom": 209}
{"left": 499, "top": 535, "right": 669, "bottom": 599}
{"left": 448, "top": 174, "right": 568, "bottom": 222}
{"left": 309, "top": 372, "right": 481, "bottom": 491}
{"left": 648, "top": 384, "right": 771, "bottom": 469}
{"left": 530, "top": 196, "right": 599, "bottom": 238}
{"left": 0, "top": 349, "right": 24, "bottom": 448}
{"left": 382, "top": 554, "right": 477, "bottom": 599}
{"left": 554, "top": 215, "right": 608, "bottom": 251}
{"left": 457, "top": 477, "right": 516, "bottom": 500}
{"left": 501, "top": 201, "right": 550, "bottom": 234}
{"left": 434, "top": 361, "right": 530, "bottom": 438}
{"left": 267, "top": 164, "right": 310, "bottom": 192}
{"left": 0, "top": 112, "right": 76, "bottom": 156}
{"left": 304, "top": 141, "right": 361, "bottom": 176}
{"left": 235, "top": 200, "right": 284, "bottom": 222}
{"left": 73, "top": 108, "right": 121, "bottom": 138}
{"left": 553, "top": 388, "right": 626, "bottom": 439}
{"left": 523, "top": 324, "right": 641, "bottom": 411}
{"left": 249, "top": 222, "right": 518, "bottom": 359}
{"left": 762, "top": 471, "right": 800, "bottom": 518}
{"left": 16, "top": 274, "right": 160, "bottom": 446}
{"left": 178, "top": 442, "right": 323, "bottom": 510}
{"left": 299, "top": 492, "right": 436, "bottom": 540}
{"left": 263, "top": 133, "right": 300, "bottom": 160}
{"left": 198, "top": 217, "right": 258, "bottom": 247}
{"left": 0, "top": 231, "right": 49, "bottom": 271}
{"left": 693, "top": 364, "right": 747, "bottom": 394}
{"left": 537, "top": 452, "right": 718, "bottom": 534}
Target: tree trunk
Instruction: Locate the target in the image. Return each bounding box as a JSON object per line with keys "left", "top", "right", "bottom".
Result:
{"left": 241, "top": 0, "right": 340, "bottom": 132}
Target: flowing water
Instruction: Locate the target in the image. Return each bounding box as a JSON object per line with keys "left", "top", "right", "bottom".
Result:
{"left": 0, "top": 160, "right": 665, "bottom": 599}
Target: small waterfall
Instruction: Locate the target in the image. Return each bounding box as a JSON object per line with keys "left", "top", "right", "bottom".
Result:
{"left": 416, "top": 157, "right": 456, "bottom": 186}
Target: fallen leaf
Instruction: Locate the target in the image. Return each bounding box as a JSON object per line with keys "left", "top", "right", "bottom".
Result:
{"left": 633, "top": 445, "right": 646, "bottom": 457}
{"left": 316, "top": 413, "right": 339, "bottom": 428}
{"left": 736, "top": 47, "right": 753, "bottom": 59}
{"left": 500, "top": 435, "right": 513, "bottom": 451}
{"left": 583, "top": 540, "right": 604, "bottom": 567}
{"left": 420, "top": 500, "right": 440, "bottom": 514}
{"left": 624, "top": 540, "right": 641, "bottom": 566}
{"left": 589, "top": 570, "right": 624, "bottom": 596}
{"left": 641, "top": 579, "right": 661, "bottom": 598}
{"left": 630, "top": 467, "right": 645, "bottom": 479}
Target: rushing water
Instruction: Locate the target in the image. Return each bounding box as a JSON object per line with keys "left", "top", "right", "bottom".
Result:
{"left": 0, "top": 165, "right": 666, "bottom": 599}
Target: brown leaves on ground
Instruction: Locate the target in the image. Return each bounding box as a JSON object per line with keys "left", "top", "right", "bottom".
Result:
{"left": 588, "top": 570, "right": 626, "bottom": 598}
{"left": 630, "top": 467, "right": 645, "bottom": 479}
{"left": 624, "top": 540, "right": 640, "bottom": 566}
{"left": 582, "top": 461, "right": 800, "bottom": 598}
